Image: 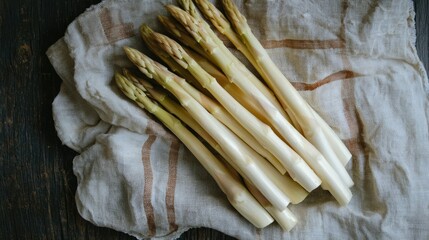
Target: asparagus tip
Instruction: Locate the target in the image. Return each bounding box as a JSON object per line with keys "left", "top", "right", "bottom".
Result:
{"left": 157, "top": 15, "right": 167, "bottom": 23}
{"left": 123, "top": 46, "right": 135, "bottom": 58}
{"left": 140, "top": 24, "right": 153, "bottom": 36}
{"left": 222, "top": 0, "right": 247, "bottom": 31}
{"left": 165, "top": 4, "right": 179, "bottom": 14}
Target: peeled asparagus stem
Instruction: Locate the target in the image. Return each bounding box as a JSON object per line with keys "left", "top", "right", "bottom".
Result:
{"left": 193, "top": 0, "right": 303, "bottom": 134}
{"left": 186, "top": 49, "right": 271, "bottom": 125}
{"left": 115, "top": 72, "right": 274, "bottom": 228}
{"left": 194, "top": 0, "right": 349, "bottom": 163}
{"left": 171, "top": 76, "right": 287, "bottom": 174}
{"left": 220, "top": 156, "right": 297, "bottom": 231}
{"left": 158, "top": 15, "right": 211, "bottom": 60}
{"left": 194, "top": 0, "right": 259, "bottom": 77}
{"left": 141, "top": 25, "right": 286, "bottom": 174}
{"left": 139, "top": 26, "right": 212, "bottom": 97}
{"left": 244, "top": 180, "right": 298, "bottom": 232}
{"left": 151, "top": 28, "right": 323, "bottom": 192}
{"left": 309, "top": 105, "right": 353, "bottom": 165}
{"left": 174, "top": 2, "right": 292, "bottom": 123}
{"left": 166, "top": 5, "right": 327, "bottom": 189}
{"left": 167, "top": 5, "right": 352, "bottom": 205}
{"left": 186, "top": 35, "right": 299, "bottom": 139}
{"left": 124, "top": 47, "right": 291, "bottom": 210}
{"left": 222, "top": 0, "right": 354, "bottom": 189}
{"left": 126, "top": 69, "right": 309, "bottom": 204}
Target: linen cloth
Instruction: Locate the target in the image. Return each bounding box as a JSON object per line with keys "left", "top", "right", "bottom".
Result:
{"left": 47, "top": 0, "right": 429, "bottom": 239}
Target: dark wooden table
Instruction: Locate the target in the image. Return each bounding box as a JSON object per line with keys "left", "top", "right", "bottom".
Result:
{"left": 1, "top": 0, "right": 427, "bottom": 239}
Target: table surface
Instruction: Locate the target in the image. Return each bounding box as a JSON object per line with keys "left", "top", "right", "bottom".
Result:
{"left": 1, "top": 0, "right": 427, "bottom": 239}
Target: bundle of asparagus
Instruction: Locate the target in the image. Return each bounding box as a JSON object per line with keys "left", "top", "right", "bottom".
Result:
{"left": 114, "top": 0, "right": 353, "bottom": 231}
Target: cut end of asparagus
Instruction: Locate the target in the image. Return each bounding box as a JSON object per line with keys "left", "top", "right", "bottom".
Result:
{"left": 333, "top": 185, "right": 353, "bottom": 206}
{"left": 290, "top": 159, "right": 322, "bottom": 192}
{"left": 229, "top": 194, "right": 275, "bottom": 229}
{"left": 216, "top": 173, "right": 274, "bottom": 228}
{"left": 266, "top": 207, "right": 298, "bottom": 232}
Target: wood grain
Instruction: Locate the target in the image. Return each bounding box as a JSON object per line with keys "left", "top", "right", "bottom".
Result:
{"left": 414, "top": 0, "right": 429, "bottom": 72}
{"left": 0, "top": 0, "right": 427, "bottom": 239}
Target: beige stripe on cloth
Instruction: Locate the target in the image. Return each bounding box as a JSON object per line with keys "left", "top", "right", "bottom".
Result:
{"left": 291, "top": 70, "right": 358, "bottom": 91}
{"left": 223, "top": 36, "right": 344, "bottom": 50}
{"left": 165, "top": 140, "right": 180, "bottom": 233}
{"left": 262, "top": 39, "right": 344, "bottom": 49}
{"left": 141, "top": 134, "right": 157, "bottom": 237}
{"left": 99, "top": 8, "right": 134, "bottom": 44}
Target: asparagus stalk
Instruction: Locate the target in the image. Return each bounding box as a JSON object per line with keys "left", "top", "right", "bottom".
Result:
{"left": 115, "top": 72, "right": 274, "bottom": 228}
{"left": 142, "top": 25, "right": 286, "bottom": 174}
{"left": 125, "top": 69, "right": 309, "bottom": 204}
{"left": 186, "top": 48, "right": 270, "bottom": 125}
{"left": 158, "top": 15, "right": 210, "bottom": 60}
{"left": 124, "top": 47, "right": 292, "bottom": 210}
{"left": 139, "top": 26, "right": 212, "bottom": 97}
{"left": 222, "top": 0, "right": 354, "bottom": 188}
{"left": 166, "top": 4, "right": 293, "bottom": 135}
{"left": 193, "top": 0, "right": 304, "bottom": 134}
{"left": 124, "top": 69, "right": 231, "bottom": 164}
{"left": 174, "top": 1, "right": 292, "bottom": 123}
{"left": 187, "top": 44, "right": 302, "bottom": 139}
{"left": 151, "top": 29, "right": 322, "bottom": 192}
{"left": 171, "top": 75, "right": 287, "bottom": 175}
{"left": 245, "top": 180, "right": 298, "bottom": 231}
{"left": 165, "top": 5, "right": 323, "bottom": 185}
{"left": 309, "top": 105, "right": 353, "bottom": 165}
{"left": 166, "top": 5, "right": 352, "bottom": 205}
{"left": 193, "top": 0, "right": 259, "bottom": 73}
{"left": 192, "top": 0, "right": 349, "bottom": 166}
{"left": 193, "top": 0, "right": 348, "bottom": 163}
{"left": 220, "top": 151, "right": 298, "bottom": 231}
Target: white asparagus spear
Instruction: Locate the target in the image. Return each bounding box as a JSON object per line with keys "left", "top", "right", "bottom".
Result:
{"left": 222, "top": 0, "right": 354, "bottom": 188}
{"left": 193, "top": 0, "right": 350, "bottom": 165}
{"left": 175, "top": 0, "right": 292, "bottom": 123}
{"left": 193, "top": 0, "right": 304, "bottom": 134}
{"left": 115, "top": 73, "right": 274, "bottom": 228}
{"left": 156, "top": 18, "right": 280, "bottom": 130}
{"left": 127, "top": 70, "right": 309, "bottom": 204}
{"left": 166, "top": 5, "right": 352, "bottom": 205}
{"left": 124, "top": 47, "right": 291, "bottom": 210}
{"left": 244, "top": 180, "right": 298, "bottom": 231}
{"left": 151, "top": 28, "right": 322, "bottom": 193}
{"left": 158, "top": 15, "right": 212, "bottom": 61}
{"left": 309, "top": 105, "right": 353, "bottom": 165}
{"left": 140, "top": 26, "right": 286, "bottom": 174}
